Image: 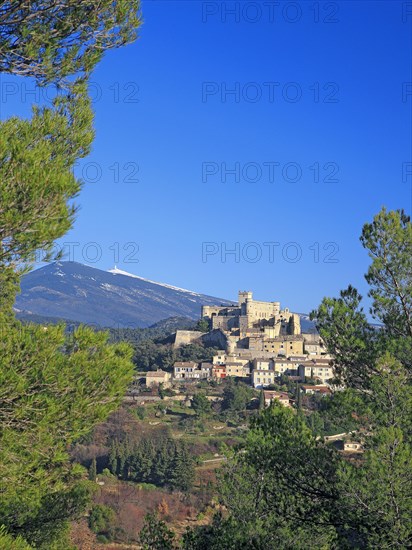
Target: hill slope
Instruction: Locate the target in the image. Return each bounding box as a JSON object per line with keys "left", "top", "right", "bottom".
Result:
{"left": 14, "top": 262, "right": 233, "bottom": 328}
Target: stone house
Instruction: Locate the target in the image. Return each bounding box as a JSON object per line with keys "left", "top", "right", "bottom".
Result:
{"left": 212, "top": 364, "right": 226, "bottom": 380}
{"left": 252, "top": 369, "right": 276, "bottom": 388}
{"left": 263, "top": 335, "right": 304, "bottom": 356}
{"left": 173, "top": 361, "right": 211, "bottom": 380}
{"left": 298, "top": 361, "right": 334, "bottom": 384}
{"left": 145, "top": 369, "right": 172, "bottom": 388}
{"left": 263, "top": 390, "right": 291, "bottom": 407}
{"left": 225, "top": 362, "right": 251, "bottom": 378}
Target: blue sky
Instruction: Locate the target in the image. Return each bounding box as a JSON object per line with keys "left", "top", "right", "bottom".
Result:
{"left": 1, "top": 1, "right": 411, "bottom": 314}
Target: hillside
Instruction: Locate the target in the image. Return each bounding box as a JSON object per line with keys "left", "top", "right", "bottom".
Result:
{"left": 14, "top": 262, "right": 233, "bottom": 328}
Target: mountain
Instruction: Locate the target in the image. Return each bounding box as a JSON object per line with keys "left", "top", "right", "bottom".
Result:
{"left": 14, "top": 262, "right": 234, "bottom": 329}
{"left": 298, "top": 313, "right": 318, "bottom": 334}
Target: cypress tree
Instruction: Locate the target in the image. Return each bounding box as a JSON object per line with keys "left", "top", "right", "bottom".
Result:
{"left": 296, "top": 384, "right": 302, "bottom": 410}
{"left": 109, "top": 441, "right": 119, "bottom": 476}
{"left": 259, "top": 389, "right": 265, "bottom": 410}
{"left": 88, "top": 457, "right": 97, "bottom": 481}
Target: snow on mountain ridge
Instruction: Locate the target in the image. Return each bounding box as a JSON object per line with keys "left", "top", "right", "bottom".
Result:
{"left": 14, "top": 262, "right": 235, "bottom": 328}
{"left": 108, "top": 266, "right": 202, "bottom": 296}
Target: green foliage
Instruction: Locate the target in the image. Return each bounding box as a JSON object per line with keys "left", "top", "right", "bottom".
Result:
{"left": 178, "top": 343, "right": 216, "bottom": 362}
{"left": 0, "top": 81, "right": 94, "bottom": 308}
{"left": 0, "top": 2, "right": 141, "bottom": 547}
{"left": 318, "top": 388, "right": 365, "bottom": 435}
{"left": 0, "top": 1, "right": 142, "bottom": 84}
{"left": 88, "top": 504, "right": 116, "bottom": 537}
{"left": 88, "top": 457, "right": 97, "bottom": 481}
{"left": 131, "top": 339, "right": 215, "bottom": 371}
{"left": 197, "top": 374, "right": 411, "bottom": 547}
{"left": 129, "top": 339, "right": 175, "bottom": 370}
{"left": 258, "top": 389, "right": 265, "bottom": 410}
{"left": 182, "top": 513, "right": 264, "bottom": 550}
{"left": 0, "top": 318, "right": 134, "bottom": 544}
{"left": 133, "top": 405, "right": 146, "bottom": 420}
{"left": 361, "top": 208, "right": 412, "bottom": 338}
{"left": 107, "top": 434, "right": 195, "bottom": 491}
{"left": 338, "top": 425, "right": 412, "bottom": 548}
{"left": 332, "top": 355, "right": 412, "bottom": 547}
{"left": 9, "top": 482, "right": 91, "bottom": 549}
{"left": 139, "top": 512, "right": 176, "bottom": 550}
{"left": 214, "top": 403, "right": 339, "bottom": 548}
{"left": 191, "top": 393, "right": 211, "bottom": 417}
{"left": 296, "top": 383, "right": 302, "bottom": 410}
{"left": 198, "top": 208, "right": 412, "bottom": 549}
{"left": 195, "top": 318, "right": 210, "bottom": 333}
{"left": 222, "top": 379, "right": 254, "bottom": 413}
{"left": 312, "top": 209, "right": 412, "bottom": 387}
{"left": 306, "top": 411, "right": 325, "bottom": 436}
{"left": 108, "top": 317, "right": 196, "bottom": 346}
{"left": 311, "top": 285, "right": 378, "bottom": 388}
{"left": 169, "top": 443, "right": 196, "bottom": 492}
{"left": 0, "top": 526, "right": 32, "bottom": 549}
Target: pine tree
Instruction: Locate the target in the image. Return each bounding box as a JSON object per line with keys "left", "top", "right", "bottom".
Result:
{"left": 139, "top": 513, "right": 175, "bottom": 550}
{"left": 191, "top": 393, "right": 211, "bottom": 417}
{"left": 312, "top": 208, "right": 412, "bottom": 387}
{"left": 184, "top": 210, "right": 412, "bottom": 548}
{"left": 0, "top": 1, "right": 142, "bottom": 84}
{"left": 0, "top": 3, "right": 140, "bottom": 547}
{"left": 169, "top": 443, "right": 195, "bottom": 492}
{"left": 153, "top": 439, "right": 175, "bottom": 486}
{"left": 131, "top": 438, "right": 156, "bottom": 483}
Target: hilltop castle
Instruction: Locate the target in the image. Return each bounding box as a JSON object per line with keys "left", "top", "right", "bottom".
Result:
{"left": 202, "top": 290, "right": 301, "bottom": 341}
{"left": 173, "top": 290, "right": 332, "bottom": 386}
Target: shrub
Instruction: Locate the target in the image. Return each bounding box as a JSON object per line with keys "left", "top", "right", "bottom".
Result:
{"left": 88, "top": 504, "right": 116, "bottom": 538}
{"left": 134, "top": 406, "right": 146, "bottom": 420}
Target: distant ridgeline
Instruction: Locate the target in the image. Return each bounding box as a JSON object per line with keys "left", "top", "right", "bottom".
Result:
{"left": 16, "top": 311, "right": 197, "bottom": 344}
{"left": 14, "top": 261, "right": 233, "bottom": 328}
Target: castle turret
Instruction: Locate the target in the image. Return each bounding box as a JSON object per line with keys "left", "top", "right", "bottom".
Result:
{"left": 238, "top": 290, "right": 253, "bottom": 306}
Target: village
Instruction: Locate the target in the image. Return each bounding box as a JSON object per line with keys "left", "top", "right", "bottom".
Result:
{"left": 144, "top": 290, "right": 336, "bottom": 408}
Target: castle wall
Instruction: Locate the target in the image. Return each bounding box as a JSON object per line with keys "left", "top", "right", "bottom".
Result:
{"left": 212, "top": 315, "right": 239, "bottom": 331}
{"left": 263, "top": 336, "right": 304, "bottom": 356}
{"left": 174, "top": 330, "right": 202, "bottom": 348}
{"left": 200, "top": 329, "right": 228, "bottom": 350}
